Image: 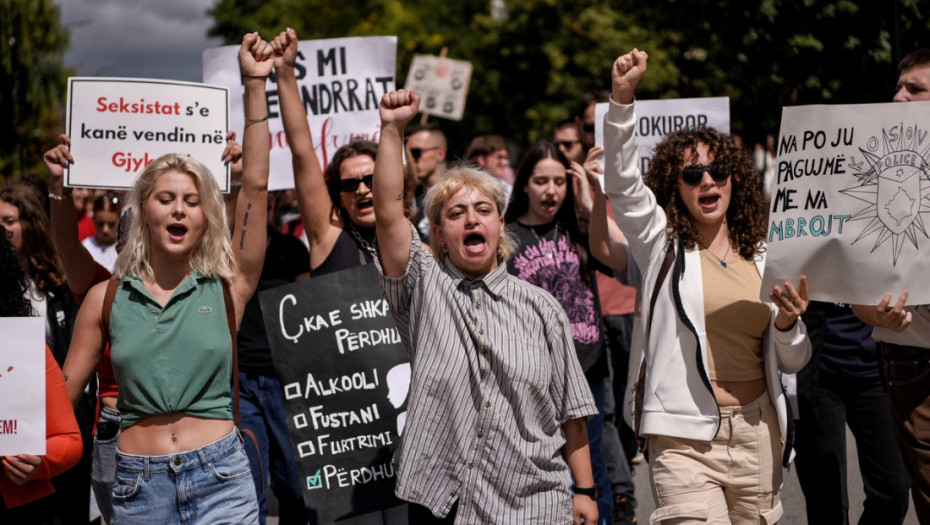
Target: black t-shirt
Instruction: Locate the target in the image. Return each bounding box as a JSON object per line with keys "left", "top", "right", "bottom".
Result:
{"left": 237, "top": 226, "right": 311, "bottom": 375}
{"left": 505, "top": 221, "right": 608, "bottom": 379}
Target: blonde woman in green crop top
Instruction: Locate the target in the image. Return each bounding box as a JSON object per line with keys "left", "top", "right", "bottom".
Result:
{"left": 61, "top": 33, "right": 274, "bottom": 524}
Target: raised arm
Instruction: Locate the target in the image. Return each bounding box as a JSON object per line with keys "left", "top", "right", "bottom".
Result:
{"left": 230, "top": 32, "right": 273, "bottom": 321}
{"left": 272, "top": 28, "right": 337, "bottom": 267}
{"left": 583, "top": 146, "right": 629, "bottom": 272}
{"left": 45, "top": 135, "right": 100, "bottom": 295}
{"left": 374, "top": 90, "right": 419, "bottom": 277}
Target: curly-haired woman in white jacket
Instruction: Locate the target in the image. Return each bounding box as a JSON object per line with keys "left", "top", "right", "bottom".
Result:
{"left": 602, "top": 50, "right": 812, "bottom": 524}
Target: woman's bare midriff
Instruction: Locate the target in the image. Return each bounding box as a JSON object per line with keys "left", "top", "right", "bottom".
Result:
{"left": 712, "top": 378, "right": 767, "bottom": 407}
{"left": 101, "top": 396, "right": 118, "bottom": 410}
{"left": 118, "top": 414, "right": 234, "bottom": 455}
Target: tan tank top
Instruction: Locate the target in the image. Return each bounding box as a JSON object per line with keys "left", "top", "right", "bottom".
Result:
{"left": 701, "top": 250, "right": 770, "bottom": 381}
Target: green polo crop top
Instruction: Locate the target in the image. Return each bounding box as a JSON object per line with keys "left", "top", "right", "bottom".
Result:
{"left": 109, "top": 272, "right": 233, "bottom": 428}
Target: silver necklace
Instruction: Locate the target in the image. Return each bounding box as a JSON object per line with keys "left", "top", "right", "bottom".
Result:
{"left": 347, "top": 223, "right": 377, "bottom": 258}
{"left": 529, "top": 223, "right": 559, "bottom": 259}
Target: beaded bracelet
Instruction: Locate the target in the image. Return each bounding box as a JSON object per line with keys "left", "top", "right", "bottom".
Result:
{"left": 48, "top": 192, "right": 72, "bottom": 201}
{"left": 245, "top": 115, "right": 269, "bottom": 124}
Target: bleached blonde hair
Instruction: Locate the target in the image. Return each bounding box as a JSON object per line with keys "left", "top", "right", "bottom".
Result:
{"left": 424, "top": 163, "right": 517, "bottom": 263}
{"left": 114, "top": 154, "right": 235, "bottom": 280}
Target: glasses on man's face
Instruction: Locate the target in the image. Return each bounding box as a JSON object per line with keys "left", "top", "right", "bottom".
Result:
{"left": 338, "top": 174, "right": 374, "bottom": 193}
{"left": 582, "top": 122, "right": 595, "bottom": 134}
{"left": 680, "top": 163, "right": 728, "bottom": 186}
{"left": 555, "top": 140, "right": 579, "bottom": 150}
{"left": 409, "top": 146, "right": 439, "bottom": 160}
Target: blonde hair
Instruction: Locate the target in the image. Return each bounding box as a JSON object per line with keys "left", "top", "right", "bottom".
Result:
{"left": 423, "top": 163, "right": 517, "bottom": 263}
{"left": 115, "top": 154, "right": 235, "bottom": 280}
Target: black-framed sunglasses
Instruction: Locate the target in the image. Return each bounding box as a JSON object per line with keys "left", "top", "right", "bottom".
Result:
{"left": 409, "top": 146, "right": 439, "bottom": 160}
{"left": 680, "top": 163, "right": 728, "bottom": 186}
{"left": 555, "top": 140, "right": 579, "bottom": 150}
{"left": 338, "top": 174, "right": 374, "bottom": 193}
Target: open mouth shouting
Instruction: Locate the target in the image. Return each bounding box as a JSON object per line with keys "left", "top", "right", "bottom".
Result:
{"left": 698, "top": 193, "right": 721, "bottom": 212}
{"left": 167, "top": 223, "right": 188, "bottom": 242}
{"left": 357, "top": 197, "right": 374, "bottom": 212}
{"left": 540, "top": 197, "right": 559, "bottom": 215}
{"left": 463, "top": 231, "right": 488, "bottom": 255}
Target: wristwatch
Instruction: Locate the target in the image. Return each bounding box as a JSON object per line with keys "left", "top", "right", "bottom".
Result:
{"left": 574, "top": 484, "right": 599, "bottom": 501}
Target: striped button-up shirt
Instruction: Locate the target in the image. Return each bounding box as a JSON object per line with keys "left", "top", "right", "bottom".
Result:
{"left": 377, "top": 230, "right": 597, "bottom": 524}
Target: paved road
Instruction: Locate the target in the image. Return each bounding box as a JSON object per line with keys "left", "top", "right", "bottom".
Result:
{"left": 629, "top": 428, "right": 919, "bottom": 524}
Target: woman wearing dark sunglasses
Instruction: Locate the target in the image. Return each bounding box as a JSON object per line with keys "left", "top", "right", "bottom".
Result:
{"left": 603, "top": 49, "right": 811, "bottom": 524}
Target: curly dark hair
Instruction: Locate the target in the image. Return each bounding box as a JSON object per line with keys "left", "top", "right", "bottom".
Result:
{"left": 645, "top": 126, "right": 767, "bottom": 259}
{"left": 0, "top": 225, "right": 33, "bottom": 317}
{"left": 0, "top": 181, "right": 66, "bottom": 292}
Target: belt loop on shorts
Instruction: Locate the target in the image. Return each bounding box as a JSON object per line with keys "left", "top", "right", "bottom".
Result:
{"left": 143, "top": 456, "right": 150, "bottom": 481}
{"left": 198, "top": 447, "right": 210, "bottom": 471}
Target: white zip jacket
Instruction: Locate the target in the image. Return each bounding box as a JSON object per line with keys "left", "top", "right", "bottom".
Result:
{"left": 603, "top": 99, "right": 812, "bottom": 466}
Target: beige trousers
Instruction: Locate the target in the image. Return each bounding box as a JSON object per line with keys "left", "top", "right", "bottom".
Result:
{"left": 646, "top": 394, "right": 784, "bottom": 525}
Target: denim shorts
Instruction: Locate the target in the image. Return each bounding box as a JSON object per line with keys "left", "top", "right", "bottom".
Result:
{"left": 92, "top": 406, "right": 121, "bottom": 523}
{"left": 111, "top": 428, "right": 259, "bottom": 525}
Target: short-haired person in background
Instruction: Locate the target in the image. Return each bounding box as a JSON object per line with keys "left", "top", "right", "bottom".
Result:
{"left": 405, "top": 122, "right": 447, "bottom": 241}
{"left": 852, "top": 48, "right": 930, "bottom": 524}
{"left": 0, "top": 224, "right": 83, "bottom": 524}
{"left": 374, "top": 89, "right": 598, "bottom": 524}
{"left": 604, "top": 49, "right": 811, "bottom": 523}
{"left": 464, "top": 135, "right": 513, "bottom": 203}
{"left": 82, "top": 192, "right": 122, "bottom": 272}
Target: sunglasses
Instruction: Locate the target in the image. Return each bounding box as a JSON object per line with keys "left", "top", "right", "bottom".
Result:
{"left": 555, "top": 140, "right": 579, "bottom": 150}
{"left": 680, "top": 163, "right": 728, "bottom": 186}
{"left": 338, "top": 174, "right": 374, "bottom": 193}
{"left": 582, "top": 122, "right": 595, "bottom": 133}
{"left": 409, "top": 146, "right": 439, "bottom": 160}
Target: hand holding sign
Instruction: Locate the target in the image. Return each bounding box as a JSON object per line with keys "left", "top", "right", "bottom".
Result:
{"left": 379, "top": 90, "right": 420, "bottom": 129}
{"left": 769, "top": 275, "right": 810, "bottom": 331}
{"left": 44, "top": 134, "right": 74, "bottom": 195}
{"left": 611, "top": 49, "right": 648, "bottom": 105}
{"left": 852, "top": 292, "right": 913, "bottom": 333}
{"left": 2, "top": 454, "right": 42, "bottom": 485}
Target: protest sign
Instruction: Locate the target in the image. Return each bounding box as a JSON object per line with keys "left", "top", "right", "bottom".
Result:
{"left": 203, "top": 36, "right": 397, "bottom": 191}
{"left": 259, "top": 264, "right": 408, "bottom": 522}
{"left": 595, "top": 97, "right": 730, "bottom": 177}
{"left": 761, "top": 101, "right": 930, "bottom": 304}
{"left": 403, "top": 54, "right": 472, "bottom": 121}
{"left": 66, "top": 78, "right": 230, "bottom": 191}
{"left": 0, "top": 318, "right": 46, "bottom": 456}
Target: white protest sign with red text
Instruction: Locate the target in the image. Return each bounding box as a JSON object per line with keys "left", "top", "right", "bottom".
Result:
{"left": 66, "top": 78, "right": 231, "bottom": 191}
{"left": 0, "top": 317, "right": 46, "bottom": 456}
{"left": 203, "top": 36, "right": 397, "bottom": 191}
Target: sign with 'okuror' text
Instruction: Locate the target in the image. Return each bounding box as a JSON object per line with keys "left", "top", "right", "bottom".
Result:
{"left": 66, "top": 78, "right": 231, "bottom": 191}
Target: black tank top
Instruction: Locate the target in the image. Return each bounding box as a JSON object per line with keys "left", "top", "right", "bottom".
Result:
{"left": 312, "top": 226, "right": 375, "bottom": 276}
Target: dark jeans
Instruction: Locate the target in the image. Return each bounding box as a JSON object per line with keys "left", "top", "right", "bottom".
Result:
{"left": 238, "top": 372, "right": 309, "bottom": 525}
{"left": 881, "top": 343, "right": 930, "bottom": 524}
{"left": 795, "top": 371, "right": 909, "bottom": 525}
{"left": 587, "top": 378, "right": 615, "bottom": 524}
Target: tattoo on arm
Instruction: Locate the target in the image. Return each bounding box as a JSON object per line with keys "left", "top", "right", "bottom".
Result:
{"left": 394, "top": 191, "right": 403, "bottom": 201}
{"left": 239, "top": 203, "right": 252, "bottom": 249}
{"left": 63, "top": 374, "right": 69, "bottom": 382}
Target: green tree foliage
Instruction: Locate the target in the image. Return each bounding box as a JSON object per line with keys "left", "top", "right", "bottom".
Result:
{"left": 208, "top": 0, "right": 929, "bottom": 157}
{"left": 0, "top": 0, "right": 70, "bottom": 179}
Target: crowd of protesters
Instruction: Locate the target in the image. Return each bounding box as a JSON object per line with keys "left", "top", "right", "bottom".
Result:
{"left": 2, "top": 26, "right": 930, "bottom": 525}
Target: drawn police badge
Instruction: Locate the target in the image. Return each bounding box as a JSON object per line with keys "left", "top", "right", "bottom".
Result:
{"left": 840, "top": 123, "right": 930, "bottom": 265}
